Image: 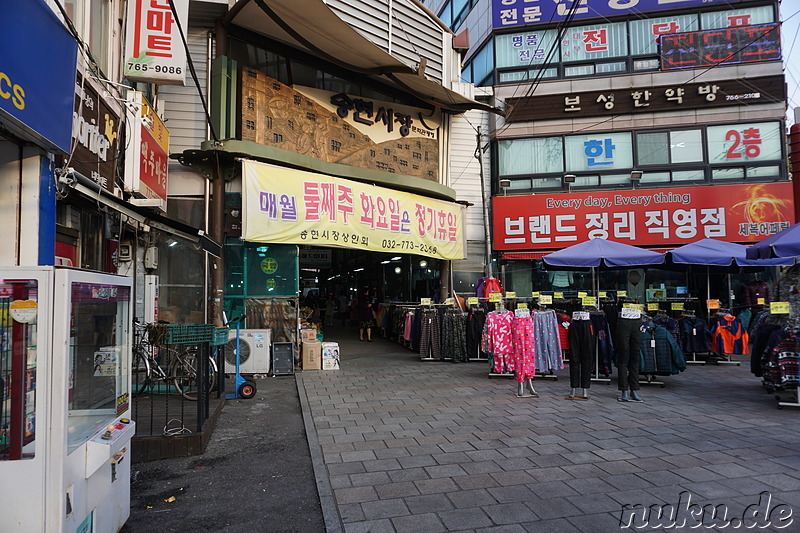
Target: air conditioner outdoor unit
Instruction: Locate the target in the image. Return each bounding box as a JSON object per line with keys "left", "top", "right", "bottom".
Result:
{"left": 224, "top": 329, "right": 271, "bottom": 374}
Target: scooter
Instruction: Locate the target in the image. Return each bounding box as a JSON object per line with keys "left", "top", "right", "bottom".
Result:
{"left": 224, "top": 313, "right": 257, "bottom": 400}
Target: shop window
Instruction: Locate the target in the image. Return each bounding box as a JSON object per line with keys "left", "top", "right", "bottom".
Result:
{"left": 531, "top": 177, "right": 561, "bottom": 189}
{"left": 574, "top": 175, "right": 599, "bottom": 187}
{"left": 672, "top": 170, "right": 705, "bottom": 181}
{"left": 670, "top": 130, "right": 704, "bottom": 163}
{"left": 712, "top": 167, "right": 745, "bottom": 180}
{"left": 638, "top": 171, "right": 670, "bottom": 184}
{"left": 63, "top": 0, "right": 111, "bottom": 75}
{"left": 598, "top": 174, "right": 631, "bottom": 185}
{"left": 596, "top": 62, "right": 626, "bottom": 73}
{"left": 637, "top": 132, "right": 669, "bottom": 166}
{"left": 746, "top": 165, "right": 780, "bottom": 178}
{"left": 701, "top": 6, "right": 774, "bottom": 30}
{"left": 565, "top": 64, "right": 595, "bottom": 77}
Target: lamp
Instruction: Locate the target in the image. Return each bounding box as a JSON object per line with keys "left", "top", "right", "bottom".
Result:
{"left": 630, "top": 170, "right": 642, "bottom": 190}
{"left": 562, "top": 174, "right": 576, "bottom": 183}
{"left": 499, "top": 179, "right": 511, "bottom": 196}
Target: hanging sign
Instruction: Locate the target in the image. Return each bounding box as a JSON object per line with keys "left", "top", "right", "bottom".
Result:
{"left": 243, "top": 160, "right": 466, "bottom": 260}
{"left": 599, "top": 291, "right": 607, "bottom": 298}
{"left": 468, "top": 297, "right": 479, "bottom": 305}
{"left": 618, "top": 291, "right": 627, "bottom": 297}
{"left": 647, "top": 303, "right": 660, "bottom": 311}
{"left": 621, "top": 307, "right": 642, "bottom": 319}
{"left": 531, "top": 291, "right": 540, "bottom": 298}
{"left": 573, "top": 311, "right": 590, "bottom": 320}
{"left": 582, "top": 296, "right": 597, "bottom": 307}
{"left": 539, "top": 295, "right": 553, "bottom": 305}
{"left": 578, "top": 292, "right": 587, "bottom": 298}
{"left": 489, "top": 293, "right": 502, "bottom": 303}
{"left": 757, "top": 298, "right": 766, "bottom": 305}
{"left": 770, "top": 302, "right": 790, "bottom": 314}
{"left": 124, "top": 91, "right": 169, "bottom": 211}
{"left": 517, "top": 303, "right": 528, "bottom": 309}
{"left": 506, "top": 291, "right": 517, "bottom": 299}
{"left": 671, "top": 302, "right": 685, "bottom": 311}
{"left": 514, "top": 308, "right": 530, "bottom": 318}
{"left": 707, "top": 299, "right": 720, "bottom": 309}
{"left": 124, "top": 0, "right": 189, "bottom": 85}
{"left": 9, "top": 300, "right": 37, "bottom": 323}
{"left": 445, "top": 298, "right": 455, "bottom": 305}
{"left": 420, "top": 298, "right": 432, "bottom": 306}
{"left": 554, "top": 292, "right": 564, "bottom": 299}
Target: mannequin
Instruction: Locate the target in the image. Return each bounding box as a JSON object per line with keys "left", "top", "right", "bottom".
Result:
{"left": 549, "top": 270, "right": 573, "bottom": 289}
{"left": 626, "top": 269, "right": 645, "bottom": 302}
{"left": 615, "top": 306, "right": 644, "bottom": 402}
{"left": 511, "top": 309, "right": 538, "bottom": 398}
{"left": 565, "top": 312, "right": 594, "bottom": 401}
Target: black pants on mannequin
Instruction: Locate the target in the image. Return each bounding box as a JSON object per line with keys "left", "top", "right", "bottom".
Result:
{"left": 567, "top": 320, "right": 594, "bottom": 389}
{"left": 615, "top": 317, "right": 643, "bottom": 391}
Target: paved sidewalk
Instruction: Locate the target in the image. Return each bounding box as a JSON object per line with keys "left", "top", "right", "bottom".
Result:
{"left": 299, "top": 333, "right": 800, "bottom": 533}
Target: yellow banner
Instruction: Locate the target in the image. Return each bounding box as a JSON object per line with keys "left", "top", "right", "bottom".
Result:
{"left": 242, "top": 161, "right": 466, "bottom": 259}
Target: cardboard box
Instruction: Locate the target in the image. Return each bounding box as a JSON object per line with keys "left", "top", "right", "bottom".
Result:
{"left": 321, "top": 342, "right": 340, "bottom": 370}
{"left": 302, "top": 340, "right": 322, "bottom": 371}
{"left": 300, "top": 328, "right": 317, "bottom": 342}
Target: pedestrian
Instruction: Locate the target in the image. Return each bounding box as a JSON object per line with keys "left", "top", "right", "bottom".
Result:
{"left": 357, "top": 288, "right": 374, "bottom": 342}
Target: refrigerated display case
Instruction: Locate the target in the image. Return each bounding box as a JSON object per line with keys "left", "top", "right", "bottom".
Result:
{"left": 0, "top": 267, "right": 134, "bottom": 533}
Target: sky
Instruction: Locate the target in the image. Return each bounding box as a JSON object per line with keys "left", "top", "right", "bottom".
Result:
{"left": 782, "top": 2, "right": 800, "bottom": 126}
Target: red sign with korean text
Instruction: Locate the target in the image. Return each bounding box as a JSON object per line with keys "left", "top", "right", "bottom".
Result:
{"left": 493, "top": 183, "right": 794, "bottom": 251}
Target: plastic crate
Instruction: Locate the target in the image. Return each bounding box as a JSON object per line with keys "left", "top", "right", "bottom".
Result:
{"left": 166, "top": 323, "right": 213, "bottom": 345}
{"left": 211, "top": 327, "right": 230, "bottom": 346}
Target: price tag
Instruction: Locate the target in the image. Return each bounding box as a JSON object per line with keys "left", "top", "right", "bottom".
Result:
{"left": 467, "top": 297, "right": 479, "bottom": 305}
{"left": 618, "top": 291, "right": 627, "bottom": 297}
{"left": 621, "top": 307, "right": 642, "bottom": 319}
{"left": 651, "top": 340, "right": 656, "bottom": 348}
{"left": 506, "top": 291, "right": 517, "bottom": 299}
{"left": 539, "top": 295, "right": 553, "bottom": 305}
{"left": 706, "top": 299, "right": 720, "bottom": 309}
{"left": 531, "top": 291, "right": 540, "bottom": 298}
{"left": 445, "top": 298, "right": 455, "bottom": 305}
{"left": 514, "top": 308, "right": 530, "bottom": 318}
{"left": 599, "top": 291, "right": 607, "bottom": 298}
{"left": 770, "top": 302, "right": 790, "bottom": 314}
{"left": 517, "top": 303, "right": 528, "bottom": 310}
{"left": 554, "top": 292, "right": 564, "bottom": 299}
{"left": 582, "top": 296, "right": 597, "bottom": 307}
{"left": 420, "top": 298, "right": 431, "bottom": 306}
{"left": 577, "top": 292, "right": 587, "bottom": 298}
{"left": 572, "top": 311, "right": 590, "bottom": 320}
{"left": 671, "top": 302, "right": 684, "bottom": 311}
{"left": 647, "top": 303, "right": 660, "bottom": 311}
{"left": 489, "top": 292, "right": 502, "bottom": 303}
{"left": 758, "top": 298, "right": 766, "bottom": 305}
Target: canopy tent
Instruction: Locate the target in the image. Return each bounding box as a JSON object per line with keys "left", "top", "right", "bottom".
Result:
{"left": 746, "top": 223, "right": 800, "bottom": 259}
{"left": 542, "top": 239, "right": 664, "bottom": 298}
{"left": 669, "top": 238, "right": 794, "bottom": 268}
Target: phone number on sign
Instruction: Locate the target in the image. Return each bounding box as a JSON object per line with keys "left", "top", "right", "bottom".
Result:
{"left": 126, "top": 63, "right": 183, "bottom": 75}
{"left": 382, "top": 239, "right": 438, "bottom": 255}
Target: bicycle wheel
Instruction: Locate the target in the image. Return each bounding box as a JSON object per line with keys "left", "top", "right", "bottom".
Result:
{"left": 132, "top": 347, "right": 152, "bottom": 396}
{"left": 170, "top": 348, "right": 217, "bottom": 401}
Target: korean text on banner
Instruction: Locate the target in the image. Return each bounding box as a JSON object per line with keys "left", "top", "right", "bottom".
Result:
{"left": 242, "top": 161, "right": 466, "bottom": 260}
{"left": 124, "top": 0, "right": 188, "bottom": 85}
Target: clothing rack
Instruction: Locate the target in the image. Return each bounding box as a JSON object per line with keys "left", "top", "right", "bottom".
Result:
{"left": 678, "top": 309, "right": 706, "bottom": 365}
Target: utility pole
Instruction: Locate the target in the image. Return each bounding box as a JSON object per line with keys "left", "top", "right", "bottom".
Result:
{"left": 475, "top": 126, "right": 493, "bottom": 278}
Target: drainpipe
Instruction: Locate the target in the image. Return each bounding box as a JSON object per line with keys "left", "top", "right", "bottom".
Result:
{"left": 476, "top": 126, "right": 493, "bottom": 278}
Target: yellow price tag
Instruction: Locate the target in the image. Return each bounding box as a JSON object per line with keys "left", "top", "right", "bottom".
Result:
{"left": 517, "top": 303, "right": 528, "bottom": 310}
{"left": 706, "top": 299, "right": 720, "bottom": 309}
{"left": 531, "top": 291, "right": 540, "bottom": 298}
{"left": 758, "top": 298, "right": 766, "bottom": 305}
{"left": 647, "top": 303, "right": 660, "bottom": 311}
{"left": 671, "top": 302, "right": 684, "bottom": 311}
{"left": 770, "top": 302, "right": 790, "bottom": 314}
{"left": 467, "top": 297, "right": 479, "bottom": 305}
{"left": 578, "top": 292, "right": 587, "bottom": 298}
{"left": 489, "top": 293, "right": 502, "bottom": 303}
{"left": 599, "top": 291, "right": 607, "bottom": 298}
{"left": 582, "top": 297, "right": 597, "bottom": 306}
{"left": 539, "top": 295, "right": 553, "bottom": 305}
{"left": 506, "top": 291, "right": 517, "bottom": 299}
{"left": 420, "top": 298, "right": 431, "bottom": 306}
{"left": 445, "top": 298, "right": 455, "bottom": 305}
{"left": 618, "top": 291, "right": 627, "bottom": 297}
{"left": 554, "top": 292, "right": 564, "bottom": 299}
{"left": 624, "top": 303, "right": 643, "bottom": 310}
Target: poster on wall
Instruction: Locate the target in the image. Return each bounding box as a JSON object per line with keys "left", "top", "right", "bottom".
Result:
{"left": 660, "top": 24, "right": 780, "bottom": 70}
{"left": 239, "top": 68, "right": 441, "bottom": 181}
{"left": 124, "top": 91, "right": 169, "bottom": 212}
{"left": 242, "top": 160, "right": 466, "bottom": 260}
{"left": 493, "top": 182, "right": 794, "bottom": 250}
{"left": 123, "top": 0, "right": 189, "bottom": 85}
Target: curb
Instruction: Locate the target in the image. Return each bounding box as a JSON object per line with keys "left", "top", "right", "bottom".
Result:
{"left": 296, "top": 373, "right": 343, "bottom": 533}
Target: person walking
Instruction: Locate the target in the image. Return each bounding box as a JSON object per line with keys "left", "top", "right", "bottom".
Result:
{"left": 357, "top": 289, "right": 374, "bottom": 341}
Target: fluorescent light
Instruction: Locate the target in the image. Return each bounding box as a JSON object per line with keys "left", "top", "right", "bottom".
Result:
{"left": 391, "top": 256, "right": 402, "bottom": 261}
{"left": 353, "top": 268, "right": 364, "bottom": 272}
{"left": 380, "top": 260, "right": 391, "bottom": 264}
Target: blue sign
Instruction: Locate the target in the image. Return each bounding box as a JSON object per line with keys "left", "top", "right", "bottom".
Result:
{"left": 0, "top": 0, "right": 77, "bottom": 153}
{"left": 492, "top": 0, "right": 747, "bottom": 30}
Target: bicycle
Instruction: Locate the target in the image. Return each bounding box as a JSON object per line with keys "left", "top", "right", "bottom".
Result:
{"left": 132, "top": 318, "right": 219, "bottom": 401}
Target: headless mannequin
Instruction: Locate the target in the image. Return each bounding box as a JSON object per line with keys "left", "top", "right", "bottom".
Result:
{"left": 616, "top": 303, "right": 644, "bottom": 403}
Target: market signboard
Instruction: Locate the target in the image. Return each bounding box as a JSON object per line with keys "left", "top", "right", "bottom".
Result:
{"left": 492, "top": 0, "right": 746, "bottom": 30}
{"left": 493, "top": 182, "right": 794, "bottom": 250}
{"left": 123, "top": 0, "right": 189, "bottom": 85}
{"left": 505, "top": 76, "right": 785, "bottom": 122}
{"left": 242, "top": 160, "right": 466, "bottom": 260}
{"left": 124, "top": 91, "right": 169, "bottom": 211}
{"left": 661, "top": 24, "right": 780, "bottom": 70}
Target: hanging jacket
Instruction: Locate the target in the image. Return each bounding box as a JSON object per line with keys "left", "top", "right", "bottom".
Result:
{"left": 639, "top": 323, "right": 687, "bottom": 376}
{"left": 653, "top": 314, "right": 682, "bottom": 351}
{"left": 744, "top": 281, "right": 771, "bottom": 306}
{"left": 677, "top": 316, "right": 710, "bottom": 353}
{"left": 557, "top": 313, "right": 571, "bottom": 350}
{"left": 482, "top": 277, "right": 503, "bottom": 298}
{"left": 710, "top": 315, "right": 749, "bottom": 355}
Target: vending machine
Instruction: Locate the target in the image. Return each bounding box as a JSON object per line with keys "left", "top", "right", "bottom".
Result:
{"left": 0, "top": 267, "right": 134, "bottom": 532}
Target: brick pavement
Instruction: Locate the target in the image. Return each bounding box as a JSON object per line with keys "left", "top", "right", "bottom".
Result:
{"left": 297, "top": 333, "right": 800, "bottom": 532}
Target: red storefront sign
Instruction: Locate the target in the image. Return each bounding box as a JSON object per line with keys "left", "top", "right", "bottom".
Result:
{"left": 493, "top": 183, "right": 794, "bottom": 251}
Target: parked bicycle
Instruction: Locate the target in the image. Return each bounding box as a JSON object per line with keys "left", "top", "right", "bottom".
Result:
{"left": 132, "top": 318, "right": 219, "bottom": 401}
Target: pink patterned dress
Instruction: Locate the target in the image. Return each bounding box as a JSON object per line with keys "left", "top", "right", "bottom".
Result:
{"left": 481, "top": 310, "right": 514, "bottom": 373}
{"left": 511, "top": 315, "right": 536, "bottom": 382}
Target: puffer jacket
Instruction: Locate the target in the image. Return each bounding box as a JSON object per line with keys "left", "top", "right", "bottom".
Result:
{"left": 639, "top": 323, "right": 687, "bottom": 376}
